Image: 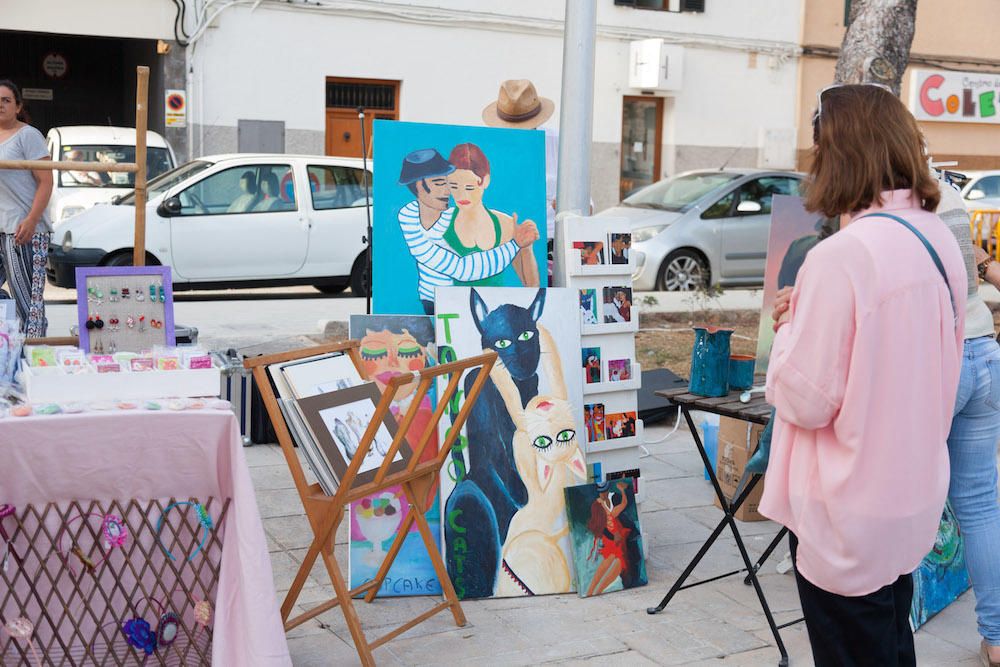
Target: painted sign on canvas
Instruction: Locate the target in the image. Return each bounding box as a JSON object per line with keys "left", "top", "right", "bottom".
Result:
{"left": 373, "top": 120, "right": 548, "bottom": 316}
{"left": 910, "top": 502, "right": 971, "bottom": 629}
{"left": 347, "top": 315, "right": 442, "bottom": 597}
{"left": 755, "top": 195, "right": 837, "bottom": 373}
{"left": 435, "top": 287, "right": 584, "bottom": 599}
{"left": 564, "top": 478, "right": 647, "bottom": 597}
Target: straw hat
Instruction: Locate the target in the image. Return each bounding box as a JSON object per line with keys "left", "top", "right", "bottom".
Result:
{"left": 482, "top": 80, "right": 555, "bottom": 129}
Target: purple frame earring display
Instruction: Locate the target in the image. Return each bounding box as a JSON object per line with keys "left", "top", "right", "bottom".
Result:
{"left": 75, "top": 266, "right": 176, "bottom": 353}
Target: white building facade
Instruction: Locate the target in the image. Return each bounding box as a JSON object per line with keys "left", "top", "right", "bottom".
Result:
{"left": 6, "top": 0, "right": 802, "bottom": 211}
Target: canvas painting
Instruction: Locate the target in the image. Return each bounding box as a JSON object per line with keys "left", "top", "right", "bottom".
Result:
{"left": 435, "top": 286, "right": 584, "bottom": 599}
{"left": 910, "top": 502, "right": 971, "bottom": 629}
{"left": 373, "top": 120, "right": 548, "bottom": 316}
{"left": 579, "top": 289, "right": 600, "bottom": 325}
{"left": 347, "top": 315, "right": 443, "bottom": 597}
{"left": 755, "top": 195, "right": 836, "bottom": 373}
{"left": 564, "top": 478, "right": 647, "bottom": 597}
{"left": 602, "top": 287, "right": 632, "bottom": 324}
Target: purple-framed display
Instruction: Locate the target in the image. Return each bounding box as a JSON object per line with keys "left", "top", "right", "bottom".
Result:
{"left": 75, "top": 266, "right": 176, "bottom": 353}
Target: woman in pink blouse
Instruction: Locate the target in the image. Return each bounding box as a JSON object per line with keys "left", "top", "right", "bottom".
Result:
{"left": 761, "top": 84, "right": 966, "bottom": 666}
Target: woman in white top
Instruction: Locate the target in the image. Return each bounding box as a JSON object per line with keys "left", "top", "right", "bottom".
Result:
{"left": 0, "top": 80, "right": 52, "bottom": 336}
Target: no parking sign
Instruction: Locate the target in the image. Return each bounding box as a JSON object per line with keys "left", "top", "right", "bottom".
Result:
{"left": 165, "top": 89, "right": 186, "bottom": 128}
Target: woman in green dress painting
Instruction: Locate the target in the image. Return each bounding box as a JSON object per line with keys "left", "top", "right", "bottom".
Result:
{"left": 444, "top": 143, "right": 539, "bottom": 287}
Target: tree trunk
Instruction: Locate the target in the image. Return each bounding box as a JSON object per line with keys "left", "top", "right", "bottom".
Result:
{"left": 834, "top": 0, "right": 918, "bottom": 95}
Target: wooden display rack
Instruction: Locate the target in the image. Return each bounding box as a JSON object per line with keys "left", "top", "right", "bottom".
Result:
{"left": 244, "top": 340, "right": 496, "bottom": 666}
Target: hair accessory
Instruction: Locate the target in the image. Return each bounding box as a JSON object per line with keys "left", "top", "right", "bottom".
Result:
{"left": 3, "top": 616, "right": 41, "bottom": 666}
{"left": 0, "top": 504, "right": 18, "bottom": 573}
{"left": 155, "top": 502, "right": 213, "bottom": 562}
{"left": 56, "top": 513, "right": 129, "bottom": 574}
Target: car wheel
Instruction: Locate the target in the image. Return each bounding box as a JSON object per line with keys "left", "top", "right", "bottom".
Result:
{"left": 314, "top": 283, "right": 348, "bottom": 295}
{"left": 103, "top": 250, "right": 160, "bottom": 267}
{"left": 658, "top": 250, "right": 709, "bottom": 291}
{"left": 349, "top": 250, "right": 370, "bottom": 297}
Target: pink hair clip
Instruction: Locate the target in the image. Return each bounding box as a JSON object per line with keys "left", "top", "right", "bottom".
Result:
{"left": 3, "top": 616, "right": 41, "bottom": 667}
{"left": 55, "top": 512, "right": 129, "bottom": 574}
{"left": 0, "top": 504, "right": 19, "bottom": 573}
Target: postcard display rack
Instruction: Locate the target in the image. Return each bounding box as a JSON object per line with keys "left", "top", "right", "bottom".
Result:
{"left": 562, "top": 216, "right": 645, "bottom": 500}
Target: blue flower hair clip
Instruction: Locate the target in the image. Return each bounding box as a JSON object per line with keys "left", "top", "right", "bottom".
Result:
{"left": 91, "top": 595, "right": 181, "bottom": 663}
{"left": 155, "top": 501, "right": 213, "bottom": 562}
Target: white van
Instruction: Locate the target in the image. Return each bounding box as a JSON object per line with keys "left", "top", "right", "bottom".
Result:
{"left": 45, "top": 126, "right": 177, "bottom": 223}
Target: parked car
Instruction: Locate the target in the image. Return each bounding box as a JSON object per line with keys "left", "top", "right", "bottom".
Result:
{"left": 961, "top": 170, "right": 1000, "bottom": 211}
{"left": 45, "top": 126, "right": 177, "bottom": 223}
{"left": 47, "top": 154, "right": 372, "bottom": 295}
{"left": 596, "top": 169, "right": 804, "bottom": 291}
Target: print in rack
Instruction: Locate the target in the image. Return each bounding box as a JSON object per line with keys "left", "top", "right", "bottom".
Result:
{"left": 372, "top": 120, "right": 548, "bottom": 316}
{"left": 348, "top": 315, "right": 443, "bottom": 597}
{"left": 435, "top": 286, "right": 584, "bottom": 598}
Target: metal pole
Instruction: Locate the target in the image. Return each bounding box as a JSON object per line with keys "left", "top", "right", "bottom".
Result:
{"left": 553, "top": 0, "right": 597, "bottom": 287}
{"left": 358, "top": 107, "right": 372, "bottom": 314}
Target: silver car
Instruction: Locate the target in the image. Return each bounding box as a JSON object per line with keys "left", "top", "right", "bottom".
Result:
{"left": 597, "top": 169, "right": 804, "bottom": 291}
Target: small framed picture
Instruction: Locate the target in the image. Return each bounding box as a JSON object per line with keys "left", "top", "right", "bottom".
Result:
{"left": 605, "top": 411, "right": 638, "bottom": 440}
{"left": 573, "top": 240, "right": 606, "bottom": 265}
{"left": 579, "top": 289, "right": 599, "bottom": 325}
{"left": 608, "top": 359, "right": 633, "bottom": 382}
{"left": 608, "top": 232, "right": 632, "bottom": 265}
{"left": 297, "top": 383, "right": 408, "bottom": 487}
{"left": 582, "top": 347, "right": 602, "bottom": 384}
{"left": 584, "top": 403, "right": 605, "bottom": 443}
{"left": 277, "top": 352, "right": 363, "bottom": 399}
{"left": 602, "top": 286, "right": 633, "bottom": 324}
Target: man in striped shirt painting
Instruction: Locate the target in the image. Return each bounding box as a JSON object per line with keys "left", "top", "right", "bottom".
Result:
{"left": 398, "top": 148, "right": 539, "bottom": 315}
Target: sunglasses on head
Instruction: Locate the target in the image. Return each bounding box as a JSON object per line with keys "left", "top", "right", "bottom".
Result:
{"left": 814, "top": 82, "right": 894, "bottom": 124}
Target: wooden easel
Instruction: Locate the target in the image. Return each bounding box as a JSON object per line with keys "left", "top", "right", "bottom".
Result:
{"left": 244, "top": 340, "right": 496, "bottom": 666}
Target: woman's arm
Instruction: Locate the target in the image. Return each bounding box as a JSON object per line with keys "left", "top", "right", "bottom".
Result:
{"left": 16, "top": 159, "right": 52, "bottom": 245}
{"left": 974, "top": 245, "right": 1000, "bottom": 290}
{"left": 399, "top": 209, "right": 523, "bottom": 281}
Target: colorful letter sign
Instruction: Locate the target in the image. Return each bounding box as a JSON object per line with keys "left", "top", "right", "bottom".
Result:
{"left": 909, "top": 69, "right": 1000, "bottom": 124}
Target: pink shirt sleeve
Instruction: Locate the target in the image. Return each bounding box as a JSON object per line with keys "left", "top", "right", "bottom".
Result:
{"left": 766, "top": 245, "right": 857, "bottom": 430}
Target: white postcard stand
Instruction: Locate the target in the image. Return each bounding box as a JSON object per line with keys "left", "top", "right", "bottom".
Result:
{"left": 20, "top": 361, "right": 222, "bottom": 404}
{"left": 561, "top": 215, "right": 645, "bottom": 501}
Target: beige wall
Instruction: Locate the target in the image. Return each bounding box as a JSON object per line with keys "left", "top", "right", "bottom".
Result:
{"left": 797, "top": 0, "right": 1000, "bottom": 170}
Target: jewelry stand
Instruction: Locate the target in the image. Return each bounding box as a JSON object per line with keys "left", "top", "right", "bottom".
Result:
{"left": 244, "top": 340, "right": 496, "bottom": 667}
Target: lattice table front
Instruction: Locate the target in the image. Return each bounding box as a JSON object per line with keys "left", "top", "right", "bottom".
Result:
{"left": 1, "top": 497, "right": 229, "bottom": 666}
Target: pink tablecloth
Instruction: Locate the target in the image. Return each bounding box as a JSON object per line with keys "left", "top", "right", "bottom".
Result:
{"left": 1, "top": 410, "right": 291, "bottom": 666}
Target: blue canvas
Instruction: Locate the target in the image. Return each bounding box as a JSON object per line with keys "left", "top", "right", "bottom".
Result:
{"left": 910, "top": 501, "right": 971, "bottom": 629}
{"left": 348, "top": 315, "right": 442, "bottom": 597}
{"left": 372, "top": 120, "right": 548, "bottom": 316}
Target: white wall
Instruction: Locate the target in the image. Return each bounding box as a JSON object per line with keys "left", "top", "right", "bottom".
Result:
{"left": 6, "top": 0, "right": 177, "bottom": 40}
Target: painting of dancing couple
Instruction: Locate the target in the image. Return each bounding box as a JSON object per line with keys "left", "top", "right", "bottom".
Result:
{"left": 373, "top": 120, "right": 548, "bottom": 316}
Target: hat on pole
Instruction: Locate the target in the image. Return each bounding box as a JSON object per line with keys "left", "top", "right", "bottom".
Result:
{"left": 398, "top": 148, "right": 455, "bottom": 186}
{"left": 482, "top": 79, "right": 555, "bottom": 129}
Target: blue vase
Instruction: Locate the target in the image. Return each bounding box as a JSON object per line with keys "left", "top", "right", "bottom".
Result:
{"left": 728, "top": 354, "right": 756, "bottom": 391}
{"left": 689, "top": 326, "right": 733, "bottom": 397}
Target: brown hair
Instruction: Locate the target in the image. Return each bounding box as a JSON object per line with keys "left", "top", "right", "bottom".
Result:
{"left": 805, "top": 85, "right": 939, "bottom": 217}
{"left": 0, "top": 80, "right": 30, "bottom": 123}
{"left": 448, "top": 143, "right": 490, "bottom": 184}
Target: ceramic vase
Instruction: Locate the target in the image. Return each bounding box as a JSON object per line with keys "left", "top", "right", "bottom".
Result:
{"left": 689, "top": 326, "right": 733, "bottom": 397}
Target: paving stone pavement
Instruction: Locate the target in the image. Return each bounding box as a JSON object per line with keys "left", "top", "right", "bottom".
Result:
{"left": 247, "top": 423, "right": 984, "bottom": 666}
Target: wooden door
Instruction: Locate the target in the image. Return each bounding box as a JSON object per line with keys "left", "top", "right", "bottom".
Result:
{"left": 325, "top": 78, "right": 400, "bottom": 159}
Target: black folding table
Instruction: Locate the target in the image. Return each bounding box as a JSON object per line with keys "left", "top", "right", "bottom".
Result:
{"left": 647, "top": 384, "right": 802, "bottom": 667}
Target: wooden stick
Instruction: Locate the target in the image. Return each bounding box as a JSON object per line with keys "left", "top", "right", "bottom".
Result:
{"left": 243, "top": 340, "right": 358, "bottom": 369}
{"left": 369, "top": 601, "right": 453, "bottom": 650}
{"left": 407, "top": 369, "right": 462, "bottom": 473}
{"left": 362, "top": 507, "right": 417, "bottom": 604}
{"left": 0, "top": 160, "right": 138, "bottom": 172}
{"left": 372, "top": 375, "right": 432, "bottom": 486}
{"left": 133, "top": 66, "right": 150, "bottom": 267}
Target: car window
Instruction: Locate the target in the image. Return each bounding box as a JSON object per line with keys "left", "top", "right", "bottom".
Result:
{"left": 733, "top": 177, "right": 801, "bottom": 216}
{"left": 117, "top": 160, "right": 212, "bottom": 205}
{"left": 623, "top": 172, "right": 738, "bottom": 212}
{"left": 701, "top": 190, "right": 736, "bottom": 219}
{"left": 974, "top": 176, "right": 1000, "bottom": 198}
{"left": 307, "top": 165, "right": 371, "bottom": 210}
{"left": 176, "top": 164, "right": 297, "bottom": 216}
{"left": 58, "top": 144, "right": 173, "bottom": 188}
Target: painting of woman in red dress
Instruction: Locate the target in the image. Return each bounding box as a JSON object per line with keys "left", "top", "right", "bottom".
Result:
{"left": 585, "top": 480, "right": 634, "bottom": 596}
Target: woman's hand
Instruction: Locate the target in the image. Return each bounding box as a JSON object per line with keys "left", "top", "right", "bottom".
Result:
{"left": 14, "top": 218, "right": 37, "bottom": 246}
{"left": 772, "top": 286, "right": 793, "bottom": 332}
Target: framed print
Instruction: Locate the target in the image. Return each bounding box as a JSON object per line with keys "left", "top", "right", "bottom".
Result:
{"left": 273, "top": 352, "right": 364, "bottom": 400}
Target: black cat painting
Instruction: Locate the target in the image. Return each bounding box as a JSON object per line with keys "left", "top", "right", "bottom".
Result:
{"left": 435, "top": 286, "right": 583, "bottom": 599}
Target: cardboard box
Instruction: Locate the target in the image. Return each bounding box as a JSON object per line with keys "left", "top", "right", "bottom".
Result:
{"left": 713, "top": 416, "right": 768, "bottom": 521}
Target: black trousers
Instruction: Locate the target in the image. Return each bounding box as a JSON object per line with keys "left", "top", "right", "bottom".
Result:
{"left": 790, "top": 534, "right": 916, "bottom": 667}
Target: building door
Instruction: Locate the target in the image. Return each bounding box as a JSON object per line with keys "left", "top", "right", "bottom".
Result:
{"left": 325, "top": 77, "right": 400, "bottom": 159}
{"left": 619, "top": 96, "right": 664, "bottom": 200}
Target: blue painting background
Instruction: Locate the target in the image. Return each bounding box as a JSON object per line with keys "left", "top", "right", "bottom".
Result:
{"left": 909, "top": 501, "right": 971, "bottom": 629}
{"left": 372, "top": 120, "right": 548, "bottom": 315}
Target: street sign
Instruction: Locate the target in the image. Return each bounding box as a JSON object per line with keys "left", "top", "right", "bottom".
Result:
{"left": 165, "top": 89, "right": 187, "bottom": 128}
{"left": 22, "top": 88, "right": 53, "bottom": 101}
{"left": 42, "top": 53, "right": 68, "bottom": 79}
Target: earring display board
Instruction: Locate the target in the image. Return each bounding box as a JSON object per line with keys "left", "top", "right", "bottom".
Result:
{"left": 0, "top": 497, "right": 227, "bottom": 666}
{"left": 75, "top": 266, "right": 176, "bottom": 354}
{"left": 561, "top": 215, "right": 645, "bottom": 499}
